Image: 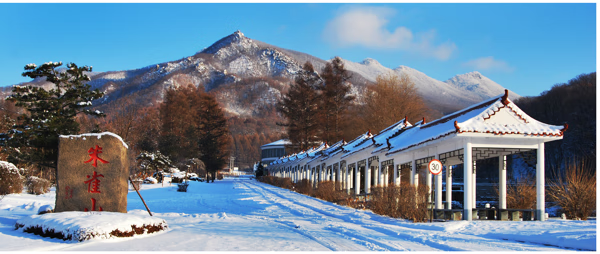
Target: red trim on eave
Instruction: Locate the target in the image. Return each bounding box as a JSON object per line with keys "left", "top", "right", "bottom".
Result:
{"left": 501, "top": 89, "right": 510, "bottom": 105}
{"left": 561, "top": 123, "right": 569, "bottom": 134}
{"left": 457, "top": 129, "right": 564, "bottom": 137}
{"left": 482, "top": 104, "right": 529, "bottom": 124}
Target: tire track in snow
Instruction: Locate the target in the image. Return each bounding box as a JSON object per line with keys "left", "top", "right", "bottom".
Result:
{"left": 238, "top": 181, "right": 354, "bottom": 251}
{"left": 246, "top": 181, "right": 559, "bottom": 251}
{"left": 244, "top": 180, "right": 425, "bottom": 251}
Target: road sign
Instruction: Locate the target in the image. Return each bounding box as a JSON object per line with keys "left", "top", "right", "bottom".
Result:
{"left": 428, "top": 159, "right": 442, "bottom": 175}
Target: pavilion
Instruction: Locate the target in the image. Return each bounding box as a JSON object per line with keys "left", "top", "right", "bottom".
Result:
{"left": 267, "top": 90, "right": 566, "bottom": 221}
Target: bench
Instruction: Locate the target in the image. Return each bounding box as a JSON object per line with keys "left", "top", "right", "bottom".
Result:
{"left": 177, "top": 182, "right": 189, "bottom": 192}
{"left": 433, "top": 209, "right": 464, "bottom": 221}
{"left": 498, "top": 209, "right": 536, "bottom": 221}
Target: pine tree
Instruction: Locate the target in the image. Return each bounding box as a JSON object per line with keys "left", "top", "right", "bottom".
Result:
{"left": 197, "top": 92, "right": 230, "bottom": 183}
{"left": 319, "top": 57, "right": 354, "bottom": 143}
{"left": 159, "top": 84, "right": 200, "bottom": 162}
{"left": 2, "top": 62, "right": 104, "bottom": 173}
{"left": 277, "top": 62, "right": 322, "bottom": 152}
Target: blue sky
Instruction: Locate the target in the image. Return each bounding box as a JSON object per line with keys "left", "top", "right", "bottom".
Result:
{"left": 0, "top": 3, "right": 595, "bottom": 96}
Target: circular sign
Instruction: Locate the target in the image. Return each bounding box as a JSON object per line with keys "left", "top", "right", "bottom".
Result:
{"left": 428, "top": 159, "right": 443, "bottom": 175}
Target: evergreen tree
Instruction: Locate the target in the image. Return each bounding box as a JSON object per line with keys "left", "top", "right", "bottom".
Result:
{"left": 197, "top": 92, "right": 230, "bottom": 183}
{"left": 2, "top": 62, "right": 104, "bottom": 173}
{"left": 255, "top": 162, "right": 266, "bottom": 177}
{"left": 159, "top": 84, "right": 200, "bottom": 162}
{"left": 319, "top": 57, "right": 354, "bottom": 143}
{"left": 277, "top": 62, "right": 322, "bottom": 152}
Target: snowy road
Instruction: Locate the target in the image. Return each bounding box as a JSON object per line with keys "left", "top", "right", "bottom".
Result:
{"left": 0, "top": 177, "right": 595, "bottom": 251}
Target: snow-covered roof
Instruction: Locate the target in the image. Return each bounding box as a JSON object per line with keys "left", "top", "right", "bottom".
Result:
{"left": 261, "top": 139, "right": 291, "bottom": 148}
{"left": 339, "top": 131, "right": 374, "bottom": 159}
{"left": 343, "top": 118, "right": 412, "bottom": 157}
{"left": 270, "top": 142, "right": 325, "bottom": 166}
{"left": 386, "top": 90, "right": 567, "bottom": 156}
{"left": 305, "top": 142, "right": 330, "bottom": 165}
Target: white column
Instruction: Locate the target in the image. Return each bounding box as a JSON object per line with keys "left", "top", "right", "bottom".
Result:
{"left": 354, "top": 163, "right": 360, "bottom": 195}
{"left": 317, "top": 167, "right": 321, "bottom": 183}
{"left": 378, "top": 162, "right": 383, "bottom": 187}
{"left": 393, "top": 163, "right": 398, "bottom": 186}
{"left": 499, "top": 156, "right": 507, "bottom": 210}
{"left": 446, "top": 165, "right": 453, "bottom": 209}
{"left": 464, "top": 142, "right": 473, "bottom": 221}
{"left": 435, "top": 155, "right": 442, "bottom": 209}
{"left": 435, "top": 169, "right": 443, "bottom": 209}
{"left": 366, "top": 164, "right": 371, "bottom": 194}
{"left": 411, "top": 160, "right": 416, "bottom": 186}
{"left": 472, "top": 161, "right": 477, "bottom": 208}
{"left": 537, "top": 143, "right": 546, "bottom": 221}
{"left": 427, "top": 163, "right": 432, "bottom": 204}
{"left": 345, "top": 165, "right": 350, "bottom": 193}
{"left": 384, "top": 165, "right": 389, "bottom": 187}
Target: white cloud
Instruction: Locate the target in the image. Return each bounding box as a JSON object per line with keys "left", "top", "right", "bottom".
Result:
{"left": 322, "top": 6, "right": 457, "bottom": 61}
{"left": 462, "top": 56, "right": 515, "bottom": 73}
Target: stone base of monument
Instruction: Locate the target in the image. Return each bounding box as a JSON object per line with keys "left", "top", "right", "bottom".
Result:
{"left": 15, "top": 211, "right": 168, "bottom": 242}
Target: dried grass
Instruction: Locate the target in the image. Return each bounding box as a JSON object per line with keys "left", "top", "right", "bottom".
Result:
{"left": 506, "top": 174, "right": 537, "bottom": 209}
{"left": 548, "top": 161, "right": 596, "bottom": 220}
{"left": 369, "top": 183, "right": 429, "bottom": 222}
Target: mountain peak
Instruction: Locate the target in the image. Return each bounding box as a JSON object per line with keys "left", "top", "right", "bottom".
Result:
{"left": 463, "top": 71, "right": 483, "bottom": 79}
{"left": 202, "top": 30, "right": 251, "bottom": 54}
{"left": 232, "top": 30, "right": 245, "bottom": 41}
{"left": 361, "top": 58, "right": 381, "bottom": 66}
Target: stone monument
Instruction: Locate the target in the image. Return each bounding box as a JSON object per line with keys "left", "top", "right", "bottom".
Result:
{"left": 55, "top": 132, "right": 129, "bottom": 213}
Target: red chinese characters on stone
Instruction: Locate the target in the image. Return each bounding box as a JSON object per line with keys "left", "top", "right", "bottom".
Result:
{"left": 84, "top": 198, "right": 103, "bottom": 212}
{"left": 84, "top": 145, "right": 109, "bottom": 167}
{"left": 84, "top": 171, "right": 104, "bottom": 193}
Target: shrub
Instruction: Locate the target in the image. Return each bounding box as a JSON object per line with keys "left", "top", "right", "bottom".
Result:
{"left": 314, "top": 181, "right": 348, "bottom": 203}
{"left": 369, "top": 183, "right": 429, "bottom": 222}
{"left": 25, "top": 176, "right": 51, "bottom": 195}
{"left": 277, "top": 178, "right": 293, "bottom": 189}
{"left": 294, "top": 179, "right": 313, "bottom": 196}
{"left": 506, "top": 174, "right": 536, "bottom": 209}
{"left": 548, "top": 161, "right": 596, "bottom": 220}
{"left": 217, "top": 173, "right": 224, "bottom": 180}
{"left": 0, "top": 161, "right": 23, "bottom": 198}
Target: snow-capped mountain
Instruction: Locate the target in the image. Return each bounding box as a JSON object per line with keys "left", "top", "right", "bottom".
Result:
{"left": 444, "top": 71, "right": 520, "bottom": 102}
{"left": 4, "top": 30, "right": 519, "bottom": 116}
{"left": 341, "top": 58, "right": 520, "bottom": 113}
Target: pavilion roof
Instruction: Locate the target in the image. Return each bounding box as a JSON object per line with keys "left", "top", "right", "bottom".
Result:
{"left": 385, "top": 90, "right": 567, "bottom": 156}
{"left": 341, "top": 118, "right": 412, "bottom": 159}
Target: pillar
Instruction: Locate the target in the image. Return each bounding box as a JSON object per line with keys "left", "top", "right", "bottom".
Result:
{"left": 427, "top": 163, "right": 432, "bottom": 204}
{"left": 365, "top": 164, "right": 371, "bottom": 194}
{"left": 354, "top": 163, "right": 360, "bottom": 195}
{"left": 378, "top": 162, "right": 383, "bottom": 187}
{"left": 410, "top": 160, "right": 416, "bottom": 186}
{"left": 435, "top": 155, "right": 442, "bottom": 209}
{"left": 472, "top": 161, "right": 477, "bottom": 208}
{"left": 499, "top": 156, "right": 507, "bottom": 210}
{"left": 384, "top": 165, "right": 389, "bottom": 187}
{"left": 393, "top": 163, "right": 398, "bottom": 186}
{"left": 446, "top": 165, "right": 453, "bottom": 209}
{"left": 463, "top": 142, "right": 473, "bottom": 221}
{"left": 537, "top": 143, "right": 546, "bottom": 221}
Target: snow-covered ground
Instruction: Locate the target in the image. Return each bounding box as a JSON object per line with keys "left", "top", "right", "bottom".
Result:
{"left": 0, "top": 177, "right": 595, "bottom": 251}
